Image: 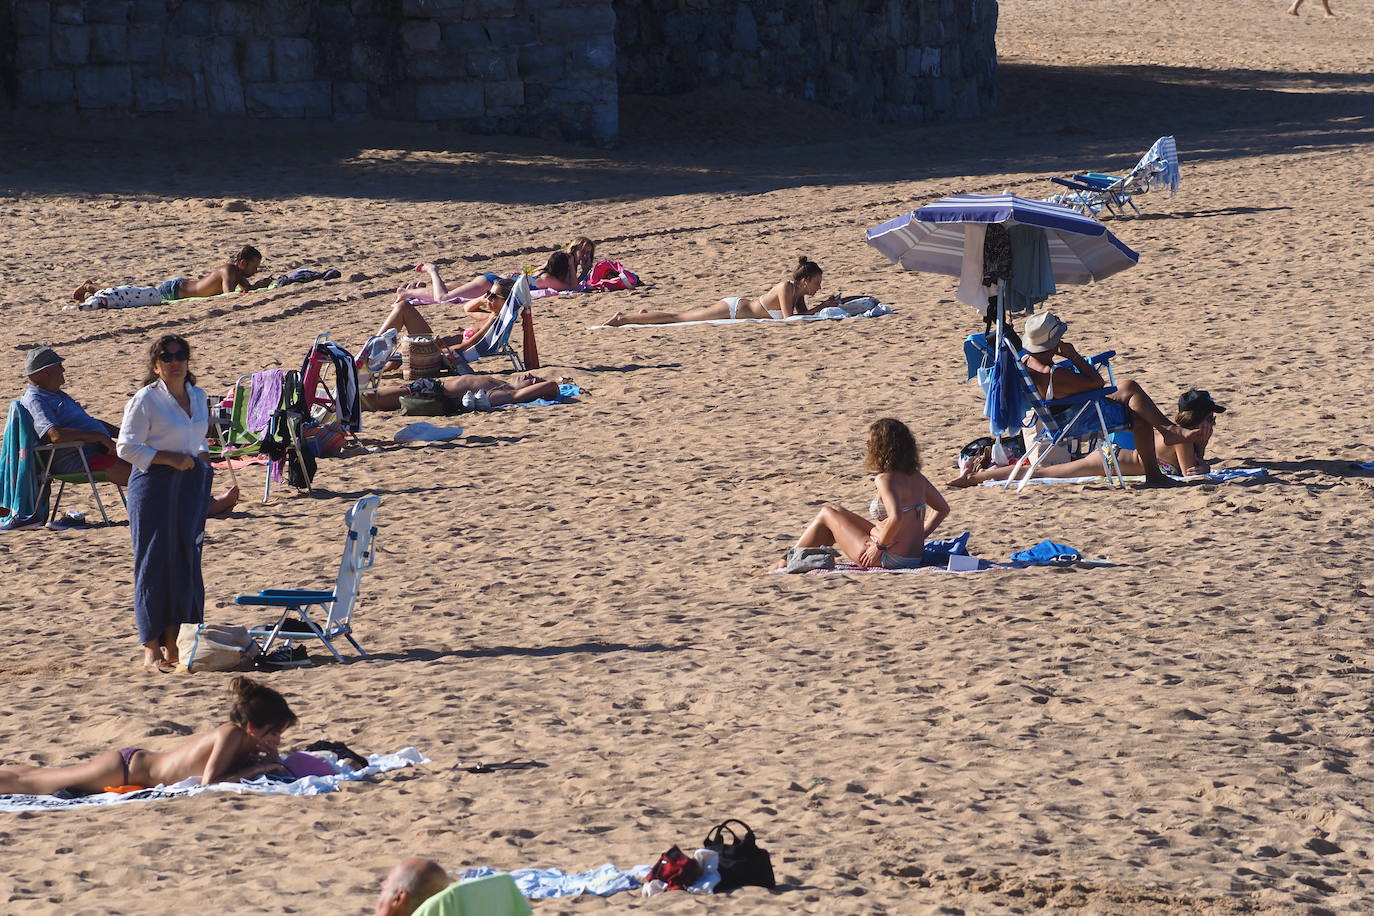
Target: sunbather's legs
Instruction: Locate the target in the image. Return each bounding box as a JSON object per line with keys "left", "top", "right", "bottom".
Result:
{"left": 795, "top": 504, "right": 875, "bottom": 564}
{"left": 360, "top": 387, "right": 405, "bottom": 411}
{"left": 947, "top": 445, "right": 1160, "bottom": 487}
{"left": 1109, "top": 379, "right": 1187, "bottom": 444}
{"left": 0, "top": 749, "right": 127, "bottom": 795}
{"left": 605, "top": 300, "right": 734, "bottom": 326}
{"left": 377, "top": 301, "right": 437, "bottom": 338}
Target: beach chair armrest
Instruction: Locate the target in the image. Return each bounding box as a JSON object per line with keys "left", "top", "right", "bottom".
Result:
{"left": 260, "top": 589, "right": 335, "bottom": 597}
{"left": 1050, "top": 177, "right": 1099, "bottom": 192}
{"left": 234, "top": 591, "right": 334, "bottom": 608}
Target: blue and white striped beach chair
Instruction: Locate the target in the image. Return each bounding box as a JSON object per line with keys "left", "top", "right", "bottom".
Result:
{"left": 451, "top": 273, "right": 530, "bottom": 374}
{"left": 1047, "top": 136, "right": 1180, "bottom": 219}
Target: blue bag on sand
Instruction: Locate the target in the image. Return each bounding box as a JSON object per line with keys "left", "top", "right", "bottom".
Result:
{"left": 1010, "top": 540, "right": 1081, "bottom": 566}
{"left": 922, "top": 531, "right": 971, "bottom": 566}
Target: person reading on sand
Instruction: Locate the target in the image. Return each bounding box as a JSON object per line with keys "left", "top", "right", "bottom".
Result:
{"left": 950, "top": 389, "right": 1226, "bottom": 487}
{"left": 1010, "top": 312, "right": 1191, "bottom": 488}
{"left": 781, "top": 418, "right": 950, "bottom": 569}
{"left": 361, "top": 373, "right": 562, "bottom": 412}
{"left": 0, "top": 677, "right": 296, "bottom": 796}
{"left": 398, "top": 249, "right": 581, "bottom": 313}
{"left": 605, "top": 256, "right": 836, "bottom": 326}
{"left": 377, "top": 278, "right": 514, "bottom": 352}
{"left": 71, "top": 245, "right": 272, "bottom": 304}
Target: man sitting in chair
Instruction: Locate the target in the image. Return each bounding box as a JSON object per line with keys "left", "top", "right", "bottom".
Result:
{"left": 1014, "top": 312, "right": 1189, "bottom": 488}
{"left": 20, "top": 346, "right": 131, "bottom": 487}
{"left": 20, "top": 345, "right": 238, "bottom": 514}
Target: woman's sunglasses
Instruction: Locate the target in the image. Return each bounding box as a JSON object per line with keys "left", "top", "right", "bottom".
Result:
{"left": 158, "top": 350, "right": 189, "bottom": 363}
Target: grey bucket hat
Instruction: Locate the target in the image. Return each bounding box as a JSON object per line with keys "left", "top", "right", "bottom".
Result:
{"left": 23, "top": 346, "right": 64, "bottom": 377}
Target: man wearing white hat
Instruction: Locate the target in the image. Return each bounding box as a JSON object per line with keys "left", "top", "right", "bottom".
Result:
{"left": 1017, "top": 312, "right": 1188, "bottom": 487}
{"left": 20, "top": 345, "right": 131, "bottom": 485}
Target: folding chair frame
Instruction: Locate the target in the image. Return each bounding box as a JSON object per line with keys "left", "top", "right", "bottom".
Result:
{"left": 234, "top": 495, "right": 381, "bottom": 662}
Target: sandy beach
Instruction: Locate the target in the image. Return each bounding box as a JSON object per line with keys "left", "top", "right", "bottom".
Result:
{"left": 2, "top": 0, "right": 1373, "bottom": 912}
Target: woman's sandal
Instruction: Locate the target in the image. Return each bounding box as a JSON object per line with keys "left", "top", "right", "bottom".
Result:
{"left": 142, "top": 659, "right": 176, "bottom": 674}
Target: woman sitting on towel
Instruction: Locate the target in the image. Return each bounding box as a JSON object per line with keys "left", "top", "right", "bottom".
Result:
{"left": 783, "top": 418, "right": 950, "bottom": 569}
{"left": 398, "top": 249, "right": 580, "bottom": 313}
{"left": 947, "top": 389, "right": 1225, "bottom": 488}
{"left": 0, "top": 677, "right": 296, "bottom": 795}
{"left": 605, "top": 256, "right": 837, "bottom": 327}
{"left": 376, "top": 277, "right": 514, "bottom": 352}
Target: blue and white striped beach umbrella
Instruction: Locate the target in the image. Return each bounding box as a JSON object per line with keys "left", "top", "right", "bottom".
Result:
{"left": 866, "top": 193, "right": 1140, "bottom": 287}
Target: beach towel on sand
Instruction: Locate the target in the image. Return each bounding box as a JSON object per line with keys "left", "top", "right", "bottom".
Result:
{"left": 588, "top": 301, "right": 893, "bottom": 329}
{"left": 978, "top": 467, "right": 1270, "bottom": 487}
{"left": 0, "top": 747, "right": 426, "bottom": 813}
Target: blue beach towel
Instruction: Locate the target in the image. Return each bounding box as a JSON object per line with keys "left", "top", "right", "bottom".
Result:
{"left": 0, "top": 401, "right": 48, "bottom": 529}
{"left": 923, "top": 531, "right": 971, "bottom": 565}
{"left": 515, "top": 383, "right": 581, "bottom": 408}
{"left": 1010, "top": 540, "right": 1082, "bottom": 566}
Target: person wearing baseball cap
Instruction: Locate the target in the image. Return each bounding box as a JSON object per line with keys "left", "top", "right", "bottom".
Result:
{"left": 19, "top": 345, "right": 131, "bottom": 486}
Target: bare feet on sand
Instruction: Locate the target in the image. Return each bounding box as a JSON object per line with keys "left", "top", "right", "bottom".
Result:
{"left": 946, "top": 468, "right": 979, "bottom": 488}
{"left": 1137, "top": 472, "right": 1183, "bottom": 489}
{"left": 209, "top": 486, "right": 240, "bottom": 517}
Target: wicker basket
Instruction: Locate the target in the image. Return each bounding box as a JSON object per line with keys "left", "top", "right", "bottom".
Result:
{"left": 401, "top": 335, "right": 443, "bottom": 380}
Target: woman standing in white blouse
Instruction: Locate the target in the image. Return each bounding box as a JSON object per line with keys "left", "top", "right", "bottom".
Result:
{"left": 116, "top": 334, "right": 237, "bottom": 673}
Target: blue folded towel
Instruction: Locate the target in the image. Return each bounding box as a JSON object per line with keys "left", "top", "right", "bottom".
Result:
{"left": 923, "top": 531, "right": 971, "bottom": 565}
{"left": 1010, "top": 540, "right": 1081, "bottom": 566}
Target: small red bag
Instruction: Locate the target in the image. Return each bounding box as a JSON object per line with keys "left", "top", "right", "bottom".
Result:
{"left": 646, "top": 845, "right": 701, "bottom": 890}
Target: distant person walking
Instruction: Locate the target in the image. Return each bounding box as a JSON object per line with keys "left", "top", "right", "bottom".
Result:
{"left": 1287, "top": 0, "right": 1333, "bottom": 16}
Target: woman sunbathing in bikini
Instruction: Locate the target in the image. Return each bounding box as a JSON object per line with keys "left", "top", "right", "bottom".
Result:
{"left": 782, "top": 418, "right": 950, "bottom": 569}
{"left": 0, "top": 677, "right": 296, "bottom": 796}
{"left": 605, "top": 256, "right": 837, "bottom": 327}
{"left": 947, "top": 389, "right": 1225, "bottom": 488}
{"left": 376, "top": 277, "right": 515, "bottom": 353}
{"left": 360, "top": 373, "right": 561, "bottom": 412}
{"left": 397, "top": 249, "right": 580, "bottom": 313}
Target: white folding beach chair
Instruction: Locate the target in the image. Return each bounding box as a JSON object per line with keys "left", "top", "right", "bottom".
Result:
{"left": 234, "top": 494, "right": 381, "bottom": 661}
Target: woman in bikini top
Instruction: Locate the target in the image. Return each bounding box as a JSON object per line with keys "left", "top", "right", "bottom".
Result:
{"left": 780, "top": 419, "right": 950, "bottom": 570}
{"left": 604, "top": 255, "right": 838, "bottom": 327}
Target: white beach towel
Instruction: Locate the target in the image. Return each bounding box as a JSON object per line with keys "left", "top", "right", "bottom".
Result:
{"left": 0, "top": 747, "right": 426, "bottom": 813}
{"left": 587, "top": 302, "right": 892, "bottom": 330}
{"left": 394, "top": 422, "right": 465, "bottom": 443}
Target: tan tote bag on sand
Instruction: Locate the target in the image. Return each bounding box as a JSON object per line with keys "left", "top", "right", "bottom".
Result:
{"left": 177, "top": 623, "right": 261, "bottom": 673}
{"left": 402, "top": 335, "right": 444, "bottom": 380}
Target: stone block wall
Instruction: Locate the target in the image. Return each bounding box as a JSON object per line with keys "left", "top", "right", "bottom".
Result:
{"left": 1, "top": 0, "right": 999, "bottom": 143}
{"left": 614, "top": 0, "right": 998, "bottom": 124}
{"left": 3, "top": 0, "right": 620, "bottom": 144}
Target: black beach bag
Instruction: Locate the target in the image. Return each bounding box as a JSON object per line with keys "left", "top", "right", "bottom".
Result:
{"left": 704, "top": 819, "right": 776, "bottom": 891}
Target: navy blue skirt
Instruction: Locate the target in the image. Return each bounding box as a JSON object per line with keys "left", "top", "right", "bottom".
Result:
{"left": 128, "top": 460, "right": 212, "bottom": 643}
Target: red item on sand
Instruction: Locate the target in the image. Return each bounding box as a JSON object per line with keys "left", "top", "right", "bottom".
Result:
{"left": 521, "top": 308, "right": 540, "bottom": 370}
